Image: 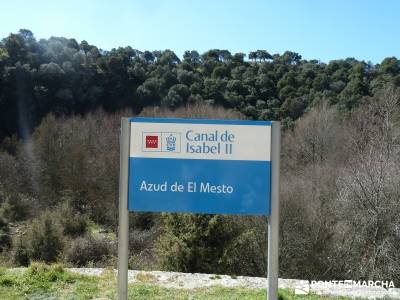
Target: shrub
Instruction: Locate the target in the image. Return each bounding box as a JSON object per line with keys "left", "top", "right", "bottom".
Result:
{"left": 65, "top": 233, "right": 115, "bottom": 266}
{"left": 62, "top": 213, "right": 88, "bottom": 237}
{"left": 157, "top": 214, "right": 248, "bottom": 274}
{"left": 25, "top": 262, "right": 67, "bottom": 282}
{"left": 0, "top": 216, "right": 11, "bottom": 252}
{"left": 129, "top": 228, "right": 157, "bottom": 253}
{"left": 0, "top": 151, "right": 19, "bottom": 194}
{"left": 0, "top": 272, "right": 17, "bottom": 287}
{"left": 129, "top": 212, "right": 157, "bottom": 231}
{"left": 156, "top": 212, "right": 268, "bottom": 276}
{"left": 12, "top": 235, "right": 30, "bottom": 266}
{"left": 26, "top": 211, "right": 64, "bottom": 263}
{"left": 58, "top": 201, "right": 88, "bottom": 237}
{"left": 21, "top": 262, "right": 76, "bottom": 293}
{"left": 128, "top": 252, "right": 156, "bottom": 271}
{"left": 135, "top": 272, "right": 156, "bottom": 283}
{"left": 0, "top": 194, "right": 33, "bottom": 221}
{"left": 219, "top": 228, "right": 266, "bottom": 276}
{"left": 128, "top": 220, "right": 160, "bottom": 271}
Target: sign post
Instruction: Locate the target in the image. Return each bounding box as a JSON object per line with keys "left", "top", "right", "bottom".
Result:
{"left": 118, "top": 117, "right": 280, "bottom": 300}
{"left": 117, "top": 118, "right": 130, "bottom": 300}
{"left": 267, "top": 122, "right": 280, "bottom": 300}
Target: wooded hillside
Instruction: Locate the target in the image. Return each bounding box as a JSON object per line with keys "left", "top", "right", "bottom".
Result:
{"left": 1, "top": 29, "right": 400, "bottom": 141}
{"left": 1, "top": 29, "right": 400, "bottom": 285}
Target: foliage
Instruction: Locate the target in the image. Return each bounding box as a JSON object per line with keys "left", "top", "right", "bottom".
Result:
{"left": 12, "top": 235, "right": 29, "bottom": 266}
{"left": 58, "top": 200, "right": 88, "bottom": 237}
{"left": 128, "top": 227, "right": 159, "bottom": 270}
{"left": 17, "top": 211, "right": 64, "bottom": 264}
{"left": 0, "top": 217, "right": 11, "bottom": 252}
{"left": 64, "top": 233, "right": 115, "bottom": 266}
{"left": 0, "top": 194, "right": 33, "bottom": 222}
{"left": 2, "top": 29, "right": 400, "bottom": 141}
{"left": 219, "top": 222, "right": 267, "bottom": 276}
{"left": 157, "top": 214, "right": 267, "bottom": 276}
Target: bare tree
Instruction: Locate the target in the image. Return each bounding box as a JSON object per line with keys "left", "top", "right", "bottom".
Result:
{"left": 336, "top": 86, "right": 400, "bottom": 283}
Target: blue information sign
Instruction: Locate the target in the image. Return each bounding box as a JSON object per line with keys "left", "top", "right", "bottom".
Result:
{"left": 128, "top": 118, "right": 272, "bottom": 215}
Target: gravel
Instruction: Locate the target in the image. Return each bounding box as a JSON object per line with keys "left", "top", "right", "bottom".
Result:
{"left": 67, "top": 268, "right": 400, "bottom": 299}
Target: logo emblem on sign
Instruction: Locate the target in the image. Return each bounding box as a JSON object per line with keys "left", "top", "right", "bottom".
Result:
{"left": 165, "top": 134, "right": 176, "bottom": 152}
{"left": 142, "top": 132, "right": 181, "bottom": 153}
{"left": 145, "top": 135, "right": 158, "bottom": 148}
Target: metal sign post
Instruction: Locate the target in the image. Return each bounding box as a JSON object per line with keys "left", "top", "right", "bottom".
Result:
{"left": 117, "top": 117, "right": 280, "bottom": 300}
{"left": 118, "top": 118, "right": 130, "bottom": 300}
{"left": 267, "top": 122, "right": 280, "bottom": 300}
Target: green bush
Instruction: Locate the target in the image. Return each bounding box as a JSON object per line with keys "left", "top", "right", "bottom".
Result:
{"left": 20, "top": 262, "right": 76, "bottom": 295}
{"left": 62, "top": 213, "right": 87, "bottom": 237}
{"left": 24, "top": 262, "right": 69, "bottom": 283}
{"left": 12, "top": 235, "right": 30, "bottom": 266}
{"left": 58, "top": 202, "right": 88, "bottom": 237}
{"left": 0, "top": 273, "right": 17, "bottom": 287}
{"left": 0, "top": 194, "right": 33, "bottom": 222}
{"left": 156, "top": 214, "right": 267, "bottom": 276}
{"left": 157, "top": 214, "right": 234, "bottom": 273}
{"left": 25, "top": 211, "right": 64, "bottom": 263}
{"left": 65, "top": 233, "right": 115, "bottom": 266}
{"left": 129, "top": 212, "right": 157, "bottom": 230}
{"left": 0, "top": 216, "right": 11, "bottom": 252}
{"left": 219, "top": 228, "right": 267, "bottom": 276}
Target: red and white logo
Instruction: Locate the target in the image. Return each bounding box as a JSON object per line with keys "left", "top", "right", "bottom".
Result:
{"left": 145, "top": 135, "right": 159, "bottom": 148}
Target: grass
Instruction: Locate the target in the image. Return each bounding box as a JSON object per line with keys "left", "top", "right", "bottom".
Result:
{"left": 0, "top": 263, "right": 366, "bottom": 300}
{"left": 135, "top": 272, "right": 156, "bottom": 283}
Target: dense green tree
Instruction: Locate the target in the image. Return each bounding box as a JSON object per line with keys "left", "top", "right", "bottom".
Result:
{"left": 0, "top": 29, "right": 399, "bottom": 142}
{"left": 232, "top": 52, "right": 246, "bottom": 64}
{"left": 159, "top": 49, "right": 180, "bottom": 65}
{"left": 379, "top": 57, "right": 400, "bottom": 75}
{"left": 136, "top": 78, "right": 162, "bottom": 105}
{"left": 248, "top": 51, "right": 257, "bottom": 62}
{"left": 162, "top": 84, "right": 190, "bottom": 108}
{"left": 256, "top": 50, "right": 272, "bottom": 61}
{"left": 183, "top": 50, "right": 200, "bottom": 65}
